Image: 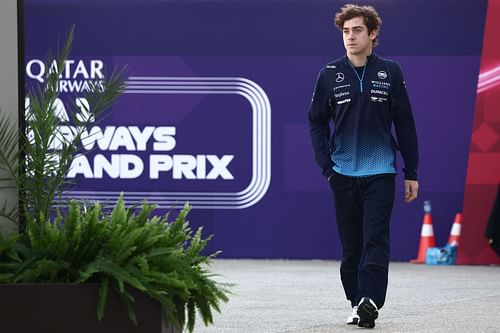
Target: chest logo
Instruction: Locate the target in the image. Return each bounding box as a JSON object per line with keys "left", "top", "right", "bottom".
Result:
{"left": 377, "top": 71, "right": 388, "bottom": 80}
{"left": 371, "top": 96, "right": 387, "bottom": 102}
{"left": 335, "top": 72, "right": 345, "bottom": 83}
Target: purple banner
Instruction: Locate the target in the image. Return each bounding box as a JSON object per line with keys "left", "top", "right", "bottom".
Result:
{"left": 24, "top": 0, "right": 488, "bottom": 259}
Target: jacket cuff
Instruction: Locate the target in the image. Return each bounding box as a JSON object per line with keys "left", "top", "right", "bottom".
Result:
{"left": 403, "top": 167, "right": 418, "bottom": 181}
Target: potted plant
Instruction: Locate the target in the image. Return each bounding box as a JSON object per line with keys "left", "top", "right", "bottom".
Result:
{"left": 0, "top": 27, "right": 229, "bottom": 333}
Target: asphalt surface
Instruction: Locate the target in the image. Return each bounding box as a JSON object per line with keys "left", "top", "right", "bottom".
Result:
{"left": 194, "top": 260, "right": 500, "bottom": 333}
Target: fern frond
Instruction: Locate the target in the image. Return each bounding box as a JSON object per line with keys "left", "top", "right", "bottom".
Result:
{"left": 80, "top": 258, "right": 146, "bottom": 293}
{"left": 109, "top": 195, "right": 127, "bottom": 227}
{"left": 0, "top": 272, "right": 15, "bottom": 282}
{"left": 97, "top": 276, "right": 109, "bottom": 321}
{"left": 14, "top": 258, "right": 69, "bottom": 283}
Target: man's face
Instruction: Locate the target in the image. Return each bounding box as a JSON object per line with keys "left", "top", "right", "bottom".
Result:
{"left": 342, "top": 16, "right": 377, "bottom": 57}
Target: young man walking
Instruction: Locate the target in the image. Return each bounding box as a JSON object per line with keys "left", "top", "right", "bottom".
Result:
{"left": 308, "top": 4, "right": 419, "bottom": 328}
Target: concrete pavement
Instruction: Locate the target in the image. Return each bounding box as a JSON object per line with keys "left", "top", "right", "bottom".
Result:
{"left": 195, "top": 260, "right": 500, "bottom": 333}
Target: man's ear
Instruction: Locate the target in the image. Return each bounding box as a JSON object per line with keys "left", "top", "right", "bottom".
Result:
{"left": 370, "top": 30, "right": 378, "bottom": 41}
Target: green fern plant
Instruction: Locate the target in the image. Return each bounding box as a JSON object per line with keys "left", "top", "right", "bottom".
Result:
{"left": 8, "top": 197, "right": 229, "bottom": 332}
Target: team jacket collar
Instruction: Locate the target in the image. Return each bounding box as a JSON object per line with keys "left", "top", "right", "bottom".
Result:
{"left": 342, "top": 53, "right": 379, "bottom": 67}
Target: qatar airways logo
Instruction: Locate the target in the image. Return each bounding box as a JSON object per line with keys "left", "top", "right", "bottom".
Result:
{"left": 26, "top": 59, "right": 104, "bottom": 93}
{"left": 25, "top": 59, "right": 272, "bottom": 209}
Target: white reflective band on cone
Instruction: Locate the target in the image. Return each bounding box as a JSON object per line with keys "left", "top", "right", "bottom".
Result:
{"left": 451, "top": 223, "right": 461, "bottom": 236}
{"left": 421, "top": 224, "right": 434, "bottom": 236}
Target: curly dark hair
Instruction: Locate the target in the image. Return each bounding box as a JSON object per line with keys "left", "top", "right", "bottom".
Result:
{"left": 335, "top": 4, "right": 382, "bottom": 46}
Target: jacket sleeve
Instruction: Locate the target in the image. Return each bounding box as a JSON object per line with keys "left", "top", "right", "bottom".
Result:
{"left": 308, "top": 68, "right": 334, "bottom": 178}
{"left": 390, "top": 62, "right": 419, "bottom": 180}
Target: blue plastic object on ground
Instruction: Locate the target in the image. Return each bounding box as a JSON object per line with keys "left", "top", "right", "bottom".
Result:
{"left": 426, "top": 245, "right": 457, "bottom": 265}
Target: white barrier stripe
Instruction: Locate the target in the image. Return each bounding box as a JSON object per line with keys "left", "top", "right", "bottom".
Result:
{"left": 421, "top": 224, "right": 434, "bottom": 236}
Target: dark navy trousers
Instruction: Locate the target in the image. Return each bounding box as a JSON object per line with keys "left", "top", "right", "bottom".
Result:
{"left": 329, "top": 171, "right": 395, "bottom": 309}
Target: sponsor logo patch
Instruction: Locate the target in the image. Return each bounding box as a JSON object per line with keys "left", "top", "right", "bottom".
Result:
{"left": 370, "top": 89, "right": 388, "bottom": 96}
{"left": 333, "top": 84, "right": 351, "bottom": 91}
{"left": 337, "top": 98, "right": 351, "bottom": 105}
{"left": 377, "top": 71, "right": 388, "bottom": 80}
{"left": 371, "top": 80, "right": 390, "bottom": 90}
{"left": 334, "top": 91, "right": 349, "bottom": 98}
{"left": 370, "top": 96, "right": 387, "bottom": 103}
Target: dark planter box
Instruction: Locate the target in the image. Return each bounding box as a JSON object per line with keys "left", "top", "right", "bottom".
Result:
{"left": 0, "top": 283, "right": 180, "bottom": 333}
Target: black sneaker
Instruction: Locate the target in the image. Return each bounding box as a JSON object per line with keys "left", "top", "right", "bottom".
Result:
{"left": 357, "top": 297, "right": 378, "bottom": 328}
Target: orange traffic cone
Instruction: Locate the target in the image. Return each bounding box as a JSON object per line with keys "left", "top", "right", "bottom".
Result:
{"left": 411, "top": 201, "right": 436, "bottom": 263}
{"left": 447, "top": 213, "right": 462, "bottom": 246}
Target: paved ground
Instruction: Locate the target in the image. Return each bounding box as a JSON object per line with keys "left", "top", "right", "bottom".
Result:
{"left": 194, "top": 260, "right": 500, "bottom": 333}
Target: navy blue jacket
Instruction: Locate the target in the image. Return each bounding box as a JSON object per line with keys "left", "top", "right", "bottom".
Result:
{"left": 308, "top": 53, "right": 419, "bottom": 180}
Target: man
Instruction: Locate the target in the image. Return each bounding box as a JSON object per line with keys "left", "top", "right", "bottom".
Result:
{"left": 308, "top": 4, "right": 419, "bottom": 329}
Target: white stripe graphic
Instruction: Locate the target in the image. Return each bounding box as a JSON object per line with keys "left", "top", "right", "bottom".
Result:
{"left": 477, "top": 65, "right": 500, "bottom": 93}
{"left": 61, "top": 76, "right": 272, "bottom": 209}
